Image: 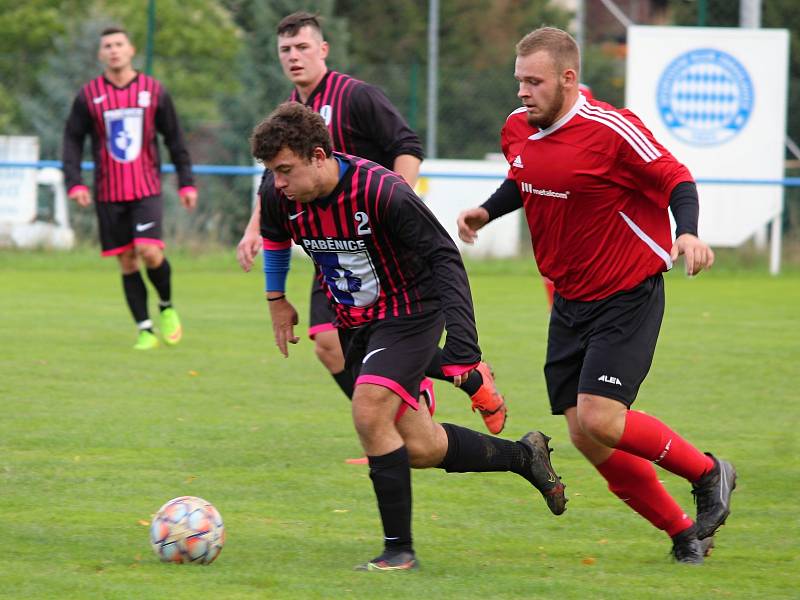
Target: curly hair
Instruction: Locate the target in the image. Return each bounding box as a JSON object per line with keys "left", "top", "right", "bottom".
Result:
{"left": 250, "top": 102, "right": 332, "bottom": 163}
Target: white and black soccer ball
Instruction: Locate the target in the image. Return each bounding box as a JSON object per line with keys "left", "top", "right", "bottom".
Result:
{"left": 150, "top": 496, "right": 225, "bottom": 564}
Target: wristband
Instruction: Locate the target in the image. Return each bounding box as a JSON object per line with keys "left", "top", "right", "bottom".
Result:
{"left": 267, "top": 294, "right": 286, "bottom": 302}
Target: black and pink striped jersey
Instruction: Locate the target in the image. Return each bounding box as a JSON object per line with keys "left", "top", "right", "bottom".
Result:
{"left": 288, "top": 71, "right": 423, "bottom": 168}
{"left": 260, "top": 153, "right": 480, "bottom": 368}
{"left": 62, "top": 73, "right": 194, "bottom": 202}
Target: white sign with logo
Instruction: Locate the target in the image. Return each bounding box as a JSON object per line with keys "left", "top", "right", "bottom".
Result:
{"left": 626, "top": 26, "right": 789, "bottom": 257}
{"left": 0, "top": 135, "right": 39, "bottom": 224}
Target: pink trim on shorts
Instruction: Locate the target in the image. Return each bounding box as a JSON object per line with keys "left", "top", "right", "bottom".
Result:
{"left": 134, "top": 237, "right": 165, "bottom": 248}
{"left": 68, "top": 184, "right": 89, "bottom": 196}
{"left": 395, "top": 377, "right": 436, "bottom": 422}
{"left": 308, "top": 322, "right": 336, "bottom": 340}
{"left": 101, "top": 242, "right": 135, "bottom": 257}
{"left": 356, "top": 374, "right": 420, "bottom": 411}
{"left": 441, "top": 362, "right": 480, "bottom": 378}
{"left": 263, "top": 237, "right": 292, "bottom": 250}
{"left": 178, "top": 186, "right": 196, "bottom": 196}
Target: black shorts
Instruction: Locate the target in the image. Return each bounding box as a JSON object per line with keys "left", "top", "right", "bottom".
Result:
{"left": 338, "top": 310, "right": 444, "bottom": 410}
{"left": 544, "top": 274, "right": 664, "bottom": 415}
{"left": 308, "top": 271, "right": 336, "bottom": 339}
{"left": 95, "top": 196, "right": 164, "bottom": 257}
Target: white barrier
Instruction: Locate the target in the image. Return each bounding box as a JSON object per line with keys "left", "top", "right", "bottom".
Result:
{"left": 0, "top": 136, "right": 74, "bottom": 249}
{"left": 416, "top": 158, "right": 520, "bottom": 258}
{"left": 0, "top": 136, "right": 38, "bottom": 223}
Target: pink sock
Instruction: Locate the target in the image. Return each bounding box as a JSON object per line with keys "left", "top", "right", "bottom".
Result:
{"left": 616, "top": 410, "right": 714, "bottom": 482}
{"left": 596, "top": 449, "right": 693, "bottom": 537}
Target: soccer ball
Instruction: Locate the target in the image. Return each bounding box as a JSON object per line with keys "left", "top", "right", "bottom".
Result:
{"left": 150, "top": 496, "right": 225, "bottom": 564}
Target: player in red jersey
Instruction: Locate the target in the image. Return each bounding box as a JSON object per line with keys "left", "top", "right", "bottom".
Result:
{"left": 457, "top": 27, "right": 735, "bottom": 564}
{"left": 252, "top": 102, "right": 565, "bottom": 571}
{"left": 237, "top": 12, "right": 506, "bottom": 435}
{"left": 62, "top": 27, "right": 197, "bottom": 350}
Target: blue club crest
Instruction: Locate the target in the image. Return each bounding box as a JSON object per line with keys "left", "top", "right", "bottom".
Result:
{"left": 657, "top": 48, "right": 754, "bottom": 146}
{"left": 103, "top": 108, "right": 144, "bottom": 162}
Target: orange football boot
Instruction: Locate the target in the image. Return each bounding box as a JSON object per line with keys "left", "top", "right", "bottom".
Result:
{"left": 470, "top": 362, "right": 507, "bottom": 434}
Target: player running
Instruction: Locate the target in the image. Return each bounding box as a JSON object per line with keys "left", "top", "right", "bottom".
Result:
{"left": 457, "top": 27, "right": 735, "bottom": 564}
{"left": 252, "top": 102, "right": 566, "bottom": 571}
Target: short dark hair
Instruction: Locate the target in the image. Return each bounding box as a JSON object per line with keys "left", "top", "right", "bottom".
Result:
{"left": 100, "top": 26, "right": 130, "bottom": 40}
{"left": 277, "top": 11, "right": 323, "bottom": 37}
{"left": 516, "top": 27, "right": 580, "bottom": 79}
{"left": 250, "top": 102, "right": 332, "bottom": 163}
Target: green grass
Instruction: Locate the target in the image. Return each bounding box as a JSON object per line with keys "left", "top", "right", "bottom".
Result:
{"left": 1, "top": 249, "right": 798, "bottom": 599}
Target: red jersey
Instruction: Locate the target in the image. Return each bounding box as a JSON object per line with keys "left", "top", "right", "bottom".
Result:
{"left": 62, "top": 74, "right": 194, "bottom": 202}
{"left": 502, "top": 94, "right": 693, "bottom": 301}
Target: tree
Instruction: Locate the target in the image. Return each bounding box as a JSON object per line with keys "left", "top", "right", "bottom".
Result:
{"left": 206, "top": 1, "right": 350, "bottom": 244}
{"left": 336, "top": 0, "right": 570, "bottom": 158}
{"left": 0, "top": 0, "right": 82, "bottom": 132}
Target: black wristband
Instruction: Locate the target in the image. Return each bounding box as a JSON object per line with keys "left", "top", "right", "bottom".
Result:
{"left": 267, "top": 294, "right": 286, "bottom": 302}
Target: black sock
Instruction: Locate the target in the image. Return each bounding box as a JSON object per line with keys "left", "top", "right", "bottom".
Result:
{"left": 146, "top": 258, "right": 172, "bottom": 305}
{"left": 437, "top": 423, "right": 532, "bottom": 479}
{"left": 122, "top": 271, "right": 149, "bottom": 326}
{"left": 424, "top": 348, "right": 483, "bottom": 396}
{"left": 332, "top": 370, "right": 354, "bottom": 400}
{"left": 368, "top": 446, "right": 413, "bottom": 554}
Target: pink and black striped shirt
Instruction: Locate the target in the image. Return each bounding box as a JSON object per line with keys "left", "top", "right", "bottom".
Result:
{"left": 288, "top": 70, "right": 423, "bottom": 168}
{"left": 260, "top": 153, "right": 480, "bottom": 367}
{"left": 62, "top": 73, "right": 194, "bottom": 202}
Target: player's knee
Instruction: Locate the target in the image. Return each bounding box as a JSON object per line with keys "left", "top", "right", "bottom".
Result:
{"left": 137, "top": 245, "right": 163, "bottom": 268}
{"left": 351, "top": 407, "right": 380, "bottom": 443}
{"left": 576, "top": 395, "right": 624, "bottom": 444}
{"left": 314, "top": 337, "right": 344, "bottom": 372}
{"left": 117, "top": 249, "right": 138, "bottom": 273}
{"left": 576, "top": 410, "right": 606, "bottom": 440}
{"left": 405, "top": 436, "right": 440, "bottom": 468}
{"left": 351, "top": 393, "right": 389, "bottom": 442}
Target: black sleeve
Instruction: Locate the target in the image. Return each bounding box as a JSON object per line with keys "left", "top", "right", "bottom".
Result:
{"left": 258, "top": 170, "right": 291, "bottom": 243}
{"left": 669, "top": 181, "right": 699, "bottom": 237}
{"left": 62, "top": 92, "right": 91, "bottom": 191}
{"left": 481, "top": 178, "right": 523, "bottom": 221}
{"left": 154, "top": 89, "right": 194, "bottom": 189}
{"left": 351, "top": 84, "right": 424, "bottom": 161}
{"left": 386, "top": 187, "right": 481, "bottom": 367}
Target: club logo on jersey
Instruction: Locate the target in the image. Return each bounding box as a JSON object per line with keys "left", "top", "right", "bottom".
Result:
{"left": 319, "top": 104, "right": 332, "bottom": 126}
{"left": 104, "top": 108, "right": 143, "bottom": 163}
{"left": 308, "top": 244, "right": 380, "bottom": 307}
{"left": 657, "top": 48, "right": 754, "bottom": 146}
{"left": 138, "top": 90, "right": 151, "bottom": 108}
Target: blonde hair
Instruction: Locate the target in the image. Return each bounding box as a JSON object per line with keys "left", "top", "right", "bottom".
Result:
{"left": 516, "top": 27, "right": 580, "bottom": 79}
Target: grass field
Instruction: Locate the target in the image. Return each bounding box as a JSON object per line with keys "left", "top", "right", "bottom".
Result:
{"left": 1, "top": 248, "right": 798, "bottom": 599}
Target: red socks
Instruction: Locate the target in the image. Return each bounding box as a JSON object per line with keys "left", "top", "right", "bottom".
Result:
{"left": 616, "top": 410, "right": 714, "bottom": 482}
{"left": 596, "top": 450, "right": 693, "bottom": 537}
